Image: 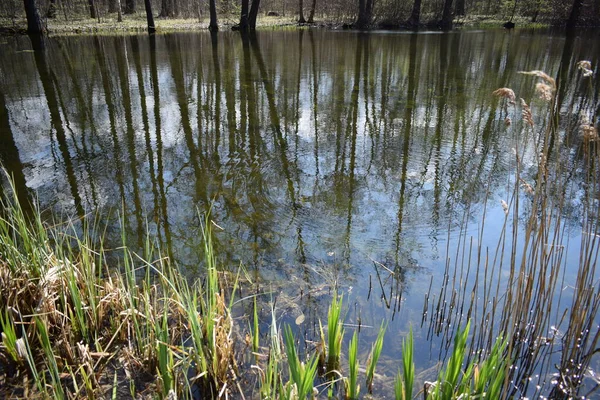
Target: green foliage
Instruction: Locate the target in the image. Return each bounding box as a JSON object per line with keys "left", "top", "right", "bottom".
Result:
{"left": 394, "top": 326, "right": 414, "bottom": 400}
{"left": 366, "top": 321, "right": 387, "bottom": 393}
{"left": 283, "top": 324, "right": 319, "bottom": 399}
{"left": 345, "top": 330, "right": 360, "bottom": 399}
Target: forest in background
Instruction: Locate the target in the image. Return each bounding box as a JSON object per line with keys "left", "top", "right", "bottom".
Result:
{"left": 2, "top": 0, "right": 600, "bottom": 35}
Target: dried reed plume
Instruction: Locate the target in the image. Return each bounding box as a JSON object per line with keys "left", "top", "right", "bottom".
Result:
{"left": 500, "top": 199, "right": 509, "bottom": 215}
{"left": 535, "top": 82, "right": 554, "bottom": 101}
{"left": 492, "top": 88, "right": 516, "bottom": 104}
{"left": 576, "top": 60, "right": 593, "bottom": 77}
{"left": 519, "top": 178, "right": 535, "bottom": 195}
{"left": 518, "top": 70, "right": 557, "bottom": 90}
{"left": 520, "top": 98, "right": 534, "bottom": 127}
{"left": 580, "top": 123, "right": 598, "bottom": 142}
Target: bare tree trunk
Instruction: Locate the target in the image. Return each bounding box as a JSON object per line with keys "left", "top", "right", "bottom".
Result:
{"left": 407, "top": 0, "right": 422, "bottom": 28}
{"left": 159, "top": 0, "right": 171, "bottom": 17}
{"left": 23, "top": 0, "right": 45, "bottom": 34}
{"left": 566, "top": 0, "right": 584, "bottom": 32}
{"left": 209, "top": 0, "right": 218, "bottom": 30}
{"left": 108, "top": 0, "right": 117, "bottom": 13}
{"left": 440, "top": 0, "right": 454, "bottom": 30}
{"left": 238, "top": 0, "right": 249, "bottom": 30}
{"left": 144, "top": 0, "right": 155, "bottom": 32}
{"left": 455, "top": 0, "right": 465, "bottom": 16}
{"left": 124, "top": 0, "right": 135, "bottom": 14}
{"left": 307, "top": 0, "right": 316, "bottom": 22}
{"left": 117, "top": 0, "right": 123, "bottom": 21}
{"left": 298, "top": 0, "right": 306, "bottom": 23}
{"left": 88, "top": 0, "right": 97, "bottom": 18}
{"left": 47, "top": 0, "right": 57, "bottom": 18}
{"left": 355, "top": 0, "right": 368, "bottom": 28}
{"left": 248, "top": 0, "right": 261, "bottom": 29}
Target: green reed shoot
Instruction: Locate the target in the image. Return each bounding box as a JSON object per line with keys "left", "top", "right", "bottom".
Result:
{"left": 253, "top": 295, "right": 260, "bottom": 355}
{"left": 157, "top": 306, "right": 174, "bottom": 397}
{"left": 36, "top": 316, "right": 65, "bottom": 399}
{"left": 345, "top": 330, "right": 360, "bottom": 399}
{"left": 394, "top": 326, "right": 414, "bottom": 400}
{"left": 366, "top": 321, "right": 387, "bottom": 393}
{"left": 468, "top": 336, "right": 507, "bottom": 398}
{"left": 284, "top": 324, "right": 319, "bottom": 399}
{"left": 0, "top": 310, "right": 19, "bottom": 364}
{"left": 260, "top": 303, "right": 283, "bottom": 399}
{"left": 326, "top": 292, "right": 345, "bottom": 373}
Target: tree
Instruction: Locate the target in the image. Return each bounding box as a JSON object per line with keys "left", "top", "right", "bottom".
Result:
{"left": 23, "top": 0, "right": 45, "bottom": 35}
{"left": 237, "top": 0, "right": 249, "bottom": 30}
{"left": 406, "top": 0, "right": 422, "bottom": 28}
{"left": 143, "top": 0, "right": 155, "bottom": 32}
{"left": 455, "top": 0, "right": 465, "bottom": 16}
{"left": 88, "top": 0, "right": 97, "bottom": 19}
{"left": 566, "top": 0, "right": 584, "bottom": 31}
{"left": 298, "top": 0, "right": 306, "bottom": 23}
{"left": 209, "top": 0, "right": 218, "bottom": 31}
{"left": 108, "top": 0, "right": 118, "bottom": 13}
{"left": 307, "top": 0, "right": 317, "bottom": 23}
{"left": 47, "top": 0, "right": 57, "bottom": 18}
{"left": 248, "top": 0, "right": 261, "bottom": 29}
{"left": 355, "top": 0, "right": 373, "bottom": 28}
{"left": 124, "top": 0, "right": 135, "bottom": 14}
{"left": 440, "top": 0, "right": 454, "bottom": 30}
{"left": 159, "top": 0, "right": 175, "bottom": 17}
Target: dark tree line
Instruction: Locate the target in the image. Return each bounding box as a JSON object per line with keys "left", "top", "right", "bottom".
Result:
{"left": 4, "top": 0, "right": 599, "bottom": 36}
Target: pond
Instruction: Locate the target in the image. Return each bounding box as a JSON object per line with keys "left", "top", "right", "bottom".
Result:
{"left": 1, "top": 28, "right": 599, "bottom": 397}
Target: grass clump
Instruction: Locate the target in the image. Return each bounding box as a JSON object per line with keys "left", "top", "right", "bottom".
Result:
{"left": 0, "top": 182, "right": 237, "bottom": 398}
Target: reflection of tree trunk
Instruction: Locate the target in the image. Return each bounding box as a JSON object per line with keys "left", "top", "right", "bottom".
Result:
{"left": 0, "top": 89, "right": 31, "bottom": 214}
{"left": 307, "top": 0, "right": 316, "bottom": 22}
{"left": 24, "top": 0, "right": 45, "bottom": 35}
{"left": 94, "top": 37, "right": 127, "bottom": 220}
{"left": 116, "top": 37, "right": 144, "bottom": 248}
{"left": 210, "top": 32, "right": 222, "bottom": 161}
{"left": 309, "top": 30, "right": 319, "bottom": 176}
{"left": 394, "top": 33, "right": 419, "bottom": 250}
{"left": 224, "top": 36, "right": 238, "bottom": 157}
{"left": 294, "top": 30, "right": 306, "bottom": 262}
{"left": 149, "top": 35, "right": 173, "bottom": 256}
{"left": 57, "top": 41, "right": 100, "bottom": 208}
{"left": 241, "top": 34, "right": 257, "bottom": 159}
{"left": 30, "top": 35, "right": 84, "bottom": 218}
{"left": 132, "top": 36, "right": 158, "bottom": 227}
{"left": 432, "top": 34, "right": 449, "bottom": 229}
{"left": 343, "top": 34, "right": 364, "bottom": 262}
{"left": 249, "top": 32, "right": 300, "bottom": 254}
{"left": 298, "top": 0, "right": 306, "bottom": 23}
{"left": 166, "top": 36, "right": 207, "bottom": 205}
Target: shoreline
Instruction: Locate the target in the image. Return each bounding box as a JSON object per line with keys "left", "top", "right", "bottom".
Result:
{"left": 0, "top": 14, "right": 569, "bottom": 37}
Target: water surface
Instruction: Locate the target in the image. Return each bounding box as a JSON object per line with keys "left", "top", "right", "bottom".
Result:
{"left": 1, "top": 28, "right": 599, "bottom": 396}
